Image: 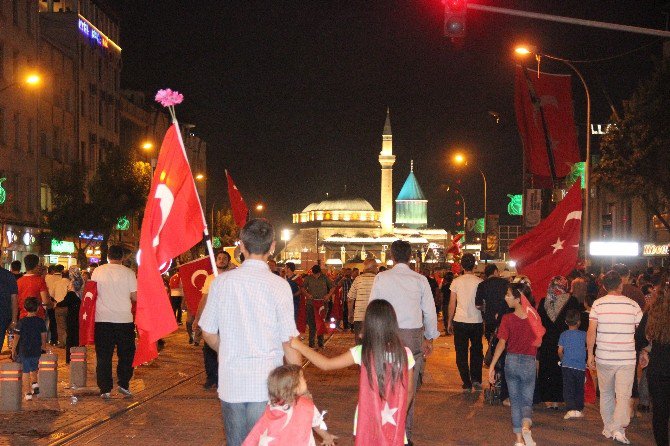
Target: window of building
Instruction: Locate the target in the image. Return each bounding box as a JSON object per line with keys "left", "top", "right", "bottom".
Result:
{"left": 40, "top": 131, "right": 47, "bottom": 155}
{"left": 12, "top": 50, "right": 18, "bottom": 80}
{"left": 0, "top": 42, "right": 5, "bottom": 82}
{"left": 12, "top": 0, "right": 18, "bottom": 26}
{"left": 80, "top": 90, "right": 86, "bottom": 116}
{"left": 0, "top": 107, "right": 5, "bottom": 145}
{"left": 98, "top": 99, "right": 103, "bottom": 126}
{"left": 11, "top": 173, "right": 19, "bottom": 213}
{"left": 27, "top": 177, "right": 34, "bottom": 214}
{"left": 13, "top": 112, "right": 19, "bottom": 150}
{"left": 26, "top": 0, "right": 32, "bottom": 33}
{"left": 27, "top": 118, "right": 34, "bottom": 153}
{"left": 53, "top": 126, "right": 61, "bottom": 160}
{"left": 40, "top": 183, "right": 52, "bottom": 212}
{"left": 80, "top": 141, "right": 86, "bottom": 165}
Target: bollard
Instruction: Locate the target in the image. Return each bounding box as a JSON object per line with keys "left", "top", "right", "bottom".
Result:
{"left": 0, "top": 362, "right": 22, "bottom": 411}
{"left": 38, "top": 353, "right": 58, "bottom": 398}
{"left": 69, "top": 347, "right": 87, "bottom": 388}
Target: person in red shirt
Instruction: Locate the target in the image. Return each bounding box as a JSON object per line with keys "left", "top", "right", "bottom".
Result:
{"left": 16, "top": 254, "right": 50, "bottom": 320}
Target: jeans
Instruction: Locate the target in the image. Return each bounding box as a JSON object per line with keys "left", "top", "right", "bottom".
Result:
{"left": 453, "top": 321, "right": 483, "bottom": 386}
{"left": 648, "top": 373, "right": 670, "bottom": 446}
{"left": 94, "top": 322, "right": 136, "bottom": 393}
{"left": 562, "top": 367, "right": 585, "bottom": 411}
{"left": 597, "top": 362, "right": 635, "bottom": 434}
{"left": 203, "top": 343, "right": 218, "bottom": 385}
{"left": 398, "top": 327, "right": 425, "bottom": 440}
{"left": 505, "top": 353, "right": 536, "bottom": 433}
{"left": 306, "top": 300, "right": 323, "bottom": 348}
{"left": 220, "top": 400, "right": 267, "bottom": 446}
{"left": 293, "top": 296, "right": 300, "bottom": 324}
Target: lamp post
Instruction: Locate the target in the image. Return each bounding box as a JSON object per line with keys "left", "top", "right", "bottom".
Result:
{"left": 0, "top": 73, "right": 41, "bottom": 93}
{"left": 514, "top": 45, "right": 591, "bottom": 262}
{"left": 453, "top": 153, "right": 487, "bottom": 234}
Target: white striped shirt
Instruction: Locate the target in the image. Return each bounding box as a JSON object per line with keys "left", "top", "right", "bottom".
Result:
{"left": 348, "top": 273, "right": 376, "bottom": 322}
{"left": 199, "top": 260, "right": 298, "bottom": 403}
{"left": 590, "top": 294, "right": 642, "bottom": 365}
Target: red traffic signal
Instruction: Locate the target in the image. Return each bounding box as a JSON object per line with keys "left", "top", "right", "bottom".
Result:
{"left": 444, "top": 0, "right": 467, "bottom": 39}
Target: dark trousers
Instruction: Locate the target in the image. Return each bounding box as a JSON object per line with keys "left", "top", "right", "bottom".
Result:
{"left": 342, "top": 297, "right": 349, "bottom": 329}
{"left": 94, "top": 322, "right": 136, "bottom": 393}
{"left": 649, "top": 373, "right": 670, "bottom": 446}
{"left": 293, "top": 296, "right": 300, "bottom": 324}
{"left": 203, "top": 343, "right": 218, "bottom": 385}
{"left": 170, "top": 296, "right": 183, "bottom": 323}
{"left": 562, "top": 367, "right": 585, "bottom": 411}
{"left": 398, "top": 327, "right": 425, "bottom": 440}
{"left": 306, "top": 301, "right": 324, "bottom": 348}
{"left": 453, "top": 321, "right": 483, "bottom": 386}
{"left": 47, "top": 308, "right": 58, "bottom": 343}
{"left": 353, "top": 321, "right": 363, "bottom": 345}
{"left": 0, "top": 317, "right": 11, "bottom": 352}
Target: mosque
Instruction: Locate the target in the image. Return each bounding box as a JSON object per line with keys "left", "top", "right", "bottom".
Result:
{"left": 282, "top": 110, "right": 450, "bottom": 269}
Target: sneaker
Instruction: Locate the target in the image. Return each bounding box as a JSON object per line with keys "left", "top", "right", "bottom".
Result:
{"left": 602, "top": 429, "right": 613, "bottom": 439}
{"left": 612, "top": 431, "right": 631, "bottom": 445}
{"left": 502, "top": 398, "right": 511, "bottom": 407}
{"left": 100, "top": 392, "right": 111, "bottom": 399}
{"left": 461, "top": 383, "right": 472, "bottom": 393}
{"left": 564, "top": 410, "right": 584, "bottom": 419}
{"left": 203, "top": 381, "right": 216, "bottom": 390}
{"left": 31, "top": 383, "right": 39, "bottom": 395}
{"left": 25, "top": 393, "right": 33, "bottom": 401}
{"left": 117, "top": 386, "right": 133, "bottom": 398}
{"left": 521, "top": 427, "right": 535, "bottom": 446}
{"left": 472, "top": 382, "right": 482, "bottom": 391}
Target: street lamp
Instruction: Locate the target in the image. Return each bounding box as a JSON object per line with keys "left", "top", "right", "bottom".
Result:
{"left": 514, "top": 45, "right": 591, "bottom": 262}
{"left": 255, "top": 203, "right": 264, "bottom": 212}
{"left": 195, "top": 173, "right": 205, "bottom": 181}
{"left": 452, "top": 152, "right": 487, "bottom": 233}
{"left": 141, "top": 141, "right": 154, "bottom": 150}
{"left": 0, "top": 73, "right": 42, "bottom": 93}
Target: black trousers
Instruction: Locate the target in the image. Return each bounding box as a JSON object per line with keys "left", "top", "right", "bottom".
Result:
{"left": 649, "top": 373, "right": 670, "bottom": 446}
{"left": 342, "top": 297, "right": 349, "bottom": 330}
{"left": 170, "top": 296, "right": 183, "bottom": 323}
{"left": 94, "top": 322, "right": 136, "bottom": 393}
{"left": 203, "top": 343, "right": 218, "bottom": 385}
{"left": 47, "top": 308, "right": 58, "bottom": 343}
{"left": 306, "top": 301, "right": 324, "bottom": 348}
{"left": 453, "top": 321, "right": 483, "bottom": 386}
{"left": 562, "top": 367, "right": 585, "bottom": 411}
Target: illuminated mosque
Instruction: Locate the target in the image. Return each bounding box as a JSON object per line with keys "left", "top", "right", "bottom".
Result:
{"left": 282, "top": 110, "right": 450, "bottom": 268}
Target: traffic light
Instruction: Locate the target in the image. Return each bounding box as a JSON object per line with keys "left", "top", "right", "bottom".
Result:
{"left": 444, "top": 0, "right": 467, "bottom": 39}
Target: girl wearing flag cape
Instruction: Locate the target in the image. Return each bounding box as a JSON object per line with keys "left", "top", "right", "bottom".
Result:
{"left": 489, "top": 283, "right": 545, "bottom": 446}
{"left": 291, "top": 299, "right": 414, "bottom": 446}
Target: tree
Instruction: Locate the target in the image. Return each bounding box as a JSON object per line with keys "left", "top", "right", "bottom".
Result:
{"left": 594, "top": 58, "right": 670, "bottom": 231}
{"left": 213, "top": 208, "right": 239, "bottom": 247}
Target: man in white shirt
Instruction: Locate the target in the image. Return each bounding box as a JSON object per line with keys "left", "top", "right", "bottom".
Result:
{"left": 52, "top": 267, "right": 70, "bottom": 348}
{"left": 588, "top": 270, "right": 642, "bottom": 444}
{"left": 91, "top": 245, "right": 137, "bottom": 399}
{"left": 347, "top": 258, "right": 377, "bottom": 344}
{"left": 199, "top": 219, "right": 301, "bottom": 446}
{"left": 369, "top": 240, "right": 439, "bottom": 444}
{"left": 447, "top": 253, "right": 484, "bottom": 391}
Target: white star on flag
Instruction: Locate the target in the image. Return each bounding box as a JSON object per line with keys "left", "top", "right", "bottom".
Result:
{"left": 551, "top": 237, "right": 564, "bottom": 254}
{"left": 258, "top": 429, "right": 275, "bottom": 446}
{"left": 380, "top": 402, "right": 398, "bottom": 426}
{"left": 82, "top": 312, "right": 87, "bottom": 320}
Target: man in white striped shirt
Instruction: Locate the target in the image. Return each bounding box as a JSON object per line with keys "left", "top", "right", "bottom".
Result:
{"left": 347, "top": 258, "right": 377, "bottom": 344}
{"left": 587, "top": 270, "right": 643, "bottom": 445}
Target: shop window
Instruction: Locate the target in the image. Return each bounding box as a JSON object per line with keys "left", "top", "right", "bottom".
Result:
{"left": 40, "top": 183, "right": 52, "bottom": 212}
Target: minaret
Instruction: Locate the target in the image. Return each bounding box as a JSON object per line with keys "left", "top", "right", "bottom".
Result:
{"left": 379, "top": 108, "right": 396, "bottom": 233}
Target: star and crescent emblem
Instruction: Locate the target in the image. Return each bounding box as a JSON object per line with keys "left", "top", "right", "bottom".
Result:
{"left": 381, "top": 402, "right": 398, "bottom": 426}
{"left": 550, "top": 211, "right": 582, "bottom": 254}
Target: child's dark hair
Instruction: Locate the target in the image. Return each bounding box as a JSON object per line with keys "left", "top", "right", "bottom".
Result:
{"left": 24, "top": 296, "right": 40, "bottom": 313}
{"left": 267, "top": 364, "right": 302, "bottom": 406}
{"left": 565, "top": 309, "right": 581, "bottom": 326}
{"left": 361, "top": 300, "right": 407, "bottom": 400}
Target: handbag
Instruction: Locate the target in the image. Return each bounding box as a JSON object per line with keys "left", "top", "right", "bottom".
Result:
{"left": 484, "top": 330, "right": 498, "bottom": 368}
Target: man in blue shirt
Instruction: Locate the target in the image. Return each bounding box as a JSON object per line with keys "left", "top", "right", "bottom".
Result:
{"left": 558, "top": 308, "right": 587, "bottom": 420}
{"left": 0, "top": 256, "right": 19, "bottom": 353}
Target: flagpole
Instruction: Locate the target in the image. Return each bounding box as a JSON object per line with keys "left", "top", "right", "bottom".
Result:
{"left": 173, "top": 118, "right": 218, "bottom": 278}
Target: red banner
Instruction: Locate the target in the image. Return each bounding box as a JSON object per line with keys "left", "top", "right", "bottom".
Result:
{"left": 515, "top": 66, "right": 581, "bottom": 186}
{"left": 78, "top": 281, "right": 97, "bottom": 346}
{"left": 226, "top": 170, "right": 248, "bottom": 228}
{"left": 178, "top": 257, "right": 213, "bottom": 315}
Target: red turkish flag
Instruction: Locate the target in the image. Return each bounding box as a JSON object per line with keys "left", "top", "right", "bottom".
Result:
{"left": 521, "top": 293, "right": 546, "bottom": 347}
{"left": 78, "top": 280, "right": 97, "bottom": 346}
{"left": 447, "top": 233, "right": 463, "bottom": 255}
{"left": 313, "top": 300, "right": 334, "bottom": 335}
{"left": 509, "top": 181, "right": 582, "bottom": 300}
{"left": 355, "top": 361, "right": 408, "bottom": 446}
{"left": 178, "top": 257, "right": 213, "bottom": 315}
{"left": 242, "top": 396, "right": 318, "bottom": 446}
{"left": 226, "top": 170, "right": 248, "bottom": 228}
{"left": 134, "top": 124, "right": 206, "bottom": 366}
{"left": 515, "top": 66, "right": 582, "bottom": 186}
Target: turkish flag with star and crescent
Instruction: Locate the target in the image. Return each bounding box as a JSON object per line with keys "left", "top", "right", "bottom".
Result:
{"left": 178, "top": 257, "right": 213, "bottom": 315}
{"left": 78, "top": 280, "right": 97, "bottom": 345}
{"left": 226, "top": 170, "right": 248, "bottom": 228}
{"left": 134, "top": 124, "right": 206, "bottom": 366}
{"left": 510, "top": 181, "right": 582, "bottom": 301}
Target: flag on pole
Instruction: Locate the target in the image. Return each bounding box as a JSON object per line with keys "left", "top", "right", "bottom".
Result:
{"left": 226, "top": 170, "right": 248, "bottom": 228}
{"left": 134, "top": 123, "right": 206, "bottom": 366}
{"left": 509, "top": 181, "right": 582, "bottom": 300}
{"left": 178, "top": 256, "right": 213, "bottom": 315}
{"left": 78, "top": 281, "right": 97, "bottom": 346}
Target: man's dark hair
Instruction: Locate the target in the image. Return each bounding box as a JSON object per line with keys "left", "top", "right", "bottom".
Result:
{"left": 216, "top": 250, "right": 231, "bottom": 261}
{"left": 565, "top": 308, "right": 581, "bottom": 326}
{"left": 602, "top": 270, "right": 623, "bottom": 292}
{"left": 484, "top": 264, "right": 498, "bottom": 278}
{"left": 390, "top": 240, "right": 412, "bottom": 263}
{"left": 24, "top": 296, "right": 40, "bottom": 313}
{"left": 612, "top": 263, "right": 630, "bottom": 278}
{"left": 285, "top": 262, "right": 296, "bottom": 272}
{"left": 311, "top": 264, "right": 321, "bottom": 275}
{"left": 24, "top": 254, "right": 39, "bottom": 271}
{"left": 10, "top": 260, "right": 21, "bottom": 272}
{"left": 352, "top": 267, "right": 359, "bottom": 273}
{"left": 108, "top": 245, "right": 124, "bottom": 261}
{"left": 56, "top": 264, "right": 65, "bottom": 273}
{"left": 240, "top": 218, "right": 275, "bottom": 255}
{"left": 47, "top": 264, "right": 56, "bottom": 274}
{"left": 461, "top": 253, "right": 476, "bottom": 271}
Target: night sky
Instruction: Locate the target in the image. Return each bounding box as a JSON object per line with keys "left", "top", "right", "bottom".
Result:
{"left": 119, "top": 0, "right": 668, "bottom": 230}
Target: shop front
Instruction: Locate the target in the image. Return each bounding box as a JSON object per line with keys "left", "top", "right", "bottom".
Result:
{"left": 1, "top": 225, "right": 40, "bottom": 270}
{"left": 642, "top": 243, "right": 670, "bottom": 268}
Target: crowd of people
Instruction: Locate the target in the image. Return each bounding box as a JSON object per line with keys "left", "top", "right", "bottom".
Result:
{"left": 1, "top": 218, "right": 669, "bottom": 445}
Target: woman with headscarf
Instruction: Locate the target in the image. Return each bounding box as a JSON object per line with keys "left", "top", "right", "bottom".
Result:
{"left": 57, "top": 266, "right": 83, "bottom": 363}
{"left": 537, "top": 275, "right": 581, "bottom": 408}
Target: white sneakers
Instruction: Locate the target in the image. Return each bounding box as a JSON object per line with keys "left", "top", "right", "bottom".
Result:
{"left": 521, "top": 427, "right": 535, "bottom": 446}
{"left": 612, "top": 431, "right": 631, "bottom": 444}
{"left": 563, "top": 410, "right": 584, "bottom": 420}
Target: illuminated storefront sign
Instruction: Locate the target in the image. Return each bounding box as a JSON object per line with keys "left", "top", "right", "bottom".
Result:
{"left": 116, "top": 216, "right": 130, "bottom": 231}
{"left": 51, "top": 239, "right": 76, "bottom": 254}
{"left": 0, "top": 177, "right": 6, "bottom": 205}
{"left": 507, "top": 194, "right": 522, "bottom": 216}
{"left": 643, "top": 243, "right": 669, "bottom": 257}
{"left": 590, "top": 242, "right": 639, "bottom": 257}
{"left": 77, "top": 16, "right": 121, "bottom": 52}
{"left": 591, "top": 124, "right": 613, "bottom": 135}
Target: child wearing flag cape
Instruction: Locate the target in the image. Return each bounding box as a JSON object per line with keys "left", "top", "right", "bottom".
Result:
{"left": 291, "top": 299, "right": 414, "bottom": 446}
{"left": 242, "top": 364, "right": 336, "bottom": 446}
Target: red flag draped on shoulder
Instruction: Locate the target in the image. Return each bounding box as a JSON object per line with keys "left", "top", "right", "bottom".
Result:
{"left": 78, "top": 280, "right": 97, "bottom": 346}
{"left": 509, "top": 181, "right": 582, "bottom": 300}
{"left": 226, "top": 170, "right": 248, "bottom": 228}
{"left": 134, "top": 123, "right": 206, "bottom": 366}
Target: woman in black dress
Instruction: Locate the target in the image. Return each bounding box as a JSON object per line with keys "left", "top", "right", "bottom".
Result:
{"left": 537, "top": 275, "right": 581, "bottom": 408}
{"left": 57, "top": 267, "right": 82, "bottom": 364}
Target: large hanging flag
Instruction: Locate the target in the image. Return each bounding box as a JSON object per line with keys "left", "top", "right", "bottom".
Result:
{"left": 226, "top": 170, "right": 248, "bottom": 228}
{"left": 514, "top": 66, "right": 581, "bottom": 186}
{"left": 178, "top": 256, "right": 213, "bottom": 315}
{"left": 509, "top": 181, "right": 582, "bottom": 300}
{"left": 134, "top": 91, "right": 207, "bottom": 366}
{"left": 78, "top": 280, "right": 97, "bottom": 346}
